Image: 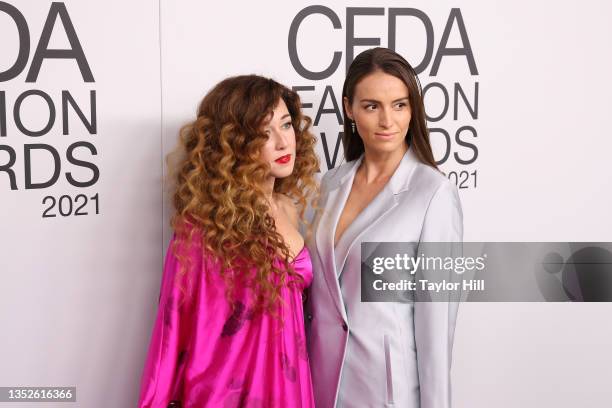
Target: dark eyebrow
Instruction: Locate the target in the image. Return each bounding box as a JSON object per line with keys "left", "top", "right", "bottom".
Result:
{"left": 264, "top": 113, "right": 291, "bottom": 127}
{"left": 359, "top": 97, "right": 409, "bottom": 104}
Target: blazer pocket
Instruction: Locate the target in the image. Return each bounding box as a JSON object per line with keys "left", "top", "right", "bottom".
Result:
{"left": 384, "top": 334, "right": 395, "bottom": 406}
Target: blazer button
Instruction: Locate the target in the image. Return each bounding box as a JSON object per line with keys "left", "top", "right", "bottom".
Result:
{"left": 307, "top": 314, "right": 313, "bottom": 321}
{"left": 342, "top": 322, "right": 348, "bottom": 331}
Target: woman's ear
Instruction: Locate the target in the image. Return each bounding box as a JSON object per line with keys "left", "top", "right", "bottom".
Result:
{"left": 343, "top": 97, "right": 353, "bottom": 121}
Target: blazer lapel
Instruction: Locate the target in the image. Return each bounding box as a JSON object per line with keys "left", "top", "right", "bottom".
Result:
{"left": 334, "top": 186, "right": 397, "bottom": 277}
{"left": 335, "top": 148, "right": 420, "bottom": 278}
{"left": 314, "top": 148, "right": 420, "bottom": 318}
{"left": 315, "top": 158, "right": 362, "bottom": 321}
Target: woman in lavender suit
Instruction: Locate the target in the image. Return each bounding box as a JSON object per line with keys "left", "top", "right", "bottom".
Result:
{"left": 306, "top": 48, "right": 463, "bottom": 408}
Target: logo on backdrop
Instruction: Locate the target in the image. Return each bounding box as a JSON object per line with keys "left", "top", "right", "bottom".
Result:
{"left": 288, "top": 6, "right": 479, "bottom": 189}
{"left": 0, "top": 2, "right": 100, "bottom": 217}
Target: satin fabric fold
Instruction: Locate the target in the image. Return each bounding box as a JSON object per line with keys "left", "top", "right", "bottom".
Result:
{"left": 138, "top": 235, "right": 315, "bottom": 407}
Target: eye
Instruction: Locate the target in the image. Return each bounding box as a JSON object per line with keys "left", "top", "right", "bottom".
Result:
{"left": 282, "top": 121, "right": 292, "bottom": 129}
{"left": 364, "top": 104, "right": 377, "bottom": 111}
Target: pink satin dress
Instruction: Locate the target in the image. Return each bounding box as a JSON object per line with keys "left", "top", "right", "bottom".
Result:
{"left": 138, "top": 234, "right": 315, "bottom": 407}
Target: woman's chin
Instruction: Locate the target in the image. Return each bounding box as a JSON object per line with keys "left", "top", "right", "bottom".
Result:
{"left": 364, "top": 140, "right": 406, "bottom": 156}
{"left": 270, "top": 167, "right": 295, "bottom": 179}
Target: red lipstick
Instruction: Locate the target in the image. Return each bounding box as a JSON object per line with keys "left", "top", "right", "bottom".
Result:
{"left": 275, "top": 154, "right": 291, "bottom": 164}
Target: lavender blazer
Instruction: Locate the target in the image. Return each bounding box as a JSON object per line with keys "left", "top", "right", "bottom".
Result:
{"left": 305, "top": 147, "right": 463, "bottom": 408}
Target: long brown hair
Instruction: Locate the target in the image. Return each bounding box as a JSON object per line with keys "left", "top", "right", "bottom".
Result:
{"left": 169, "top": 75, "right": 319, "bottom": 313}
{"left": 341, "top": 47, "right": 437, "bottom": 168}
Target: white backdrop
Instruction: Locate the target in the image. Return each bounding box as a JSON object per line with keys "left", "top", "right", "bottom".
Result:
{"left": 0, "top": 0, "right": 161, "bottom": 407}
{"left": 1, "top": 0, "right": 612, "bottom": 407}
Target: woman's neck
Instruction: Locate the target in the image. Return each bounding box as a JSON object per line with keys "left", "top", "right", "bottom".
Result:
{"left": 262, "top": 176, "right": 279, "bottom": 210}
{"left": 359, "top": 143, "right": 408, "bottom": 184}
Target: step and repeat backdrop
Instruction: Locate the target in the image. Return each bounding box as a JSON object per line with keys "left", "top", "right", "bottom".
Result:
{"left": 1, "top": 0, "right": 612, "bottom": 406}
{"left": 0, "top": 0, "right": 162, "bottom": 407}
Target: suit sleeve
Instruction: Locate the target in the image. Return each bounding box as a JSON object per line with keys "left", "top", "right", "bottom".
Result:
{"left": 138, "top": 235, "right": 200, "bottom": 408}
{"left": 414, "top": 180, "right": 463, "bottom": 408}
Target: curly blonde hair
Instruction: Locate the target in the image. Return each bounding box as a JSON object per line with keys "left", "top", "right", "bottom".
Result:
{"left": 169, "top": 75, "right": 319, "bottom": 313}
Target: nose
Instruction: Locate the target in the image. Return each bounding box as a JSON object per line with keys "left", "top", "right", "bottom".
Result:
{"left": 272, "top": 129, "right": 288, "bottom": 150}
{"left": 378, "top": 107, "right": 392, "bottom": 128}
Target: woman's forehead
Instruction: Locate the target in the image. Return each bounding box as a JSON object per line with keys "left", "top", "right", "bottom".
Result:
{"left": 355, "top": 71, "right": 409, "bottom": 101}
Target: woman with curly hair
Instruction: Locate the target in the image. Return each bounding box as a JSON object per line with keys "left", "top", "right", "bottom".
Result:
{"left": 138, "top": 75, "right": 319, "bottom": 408}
